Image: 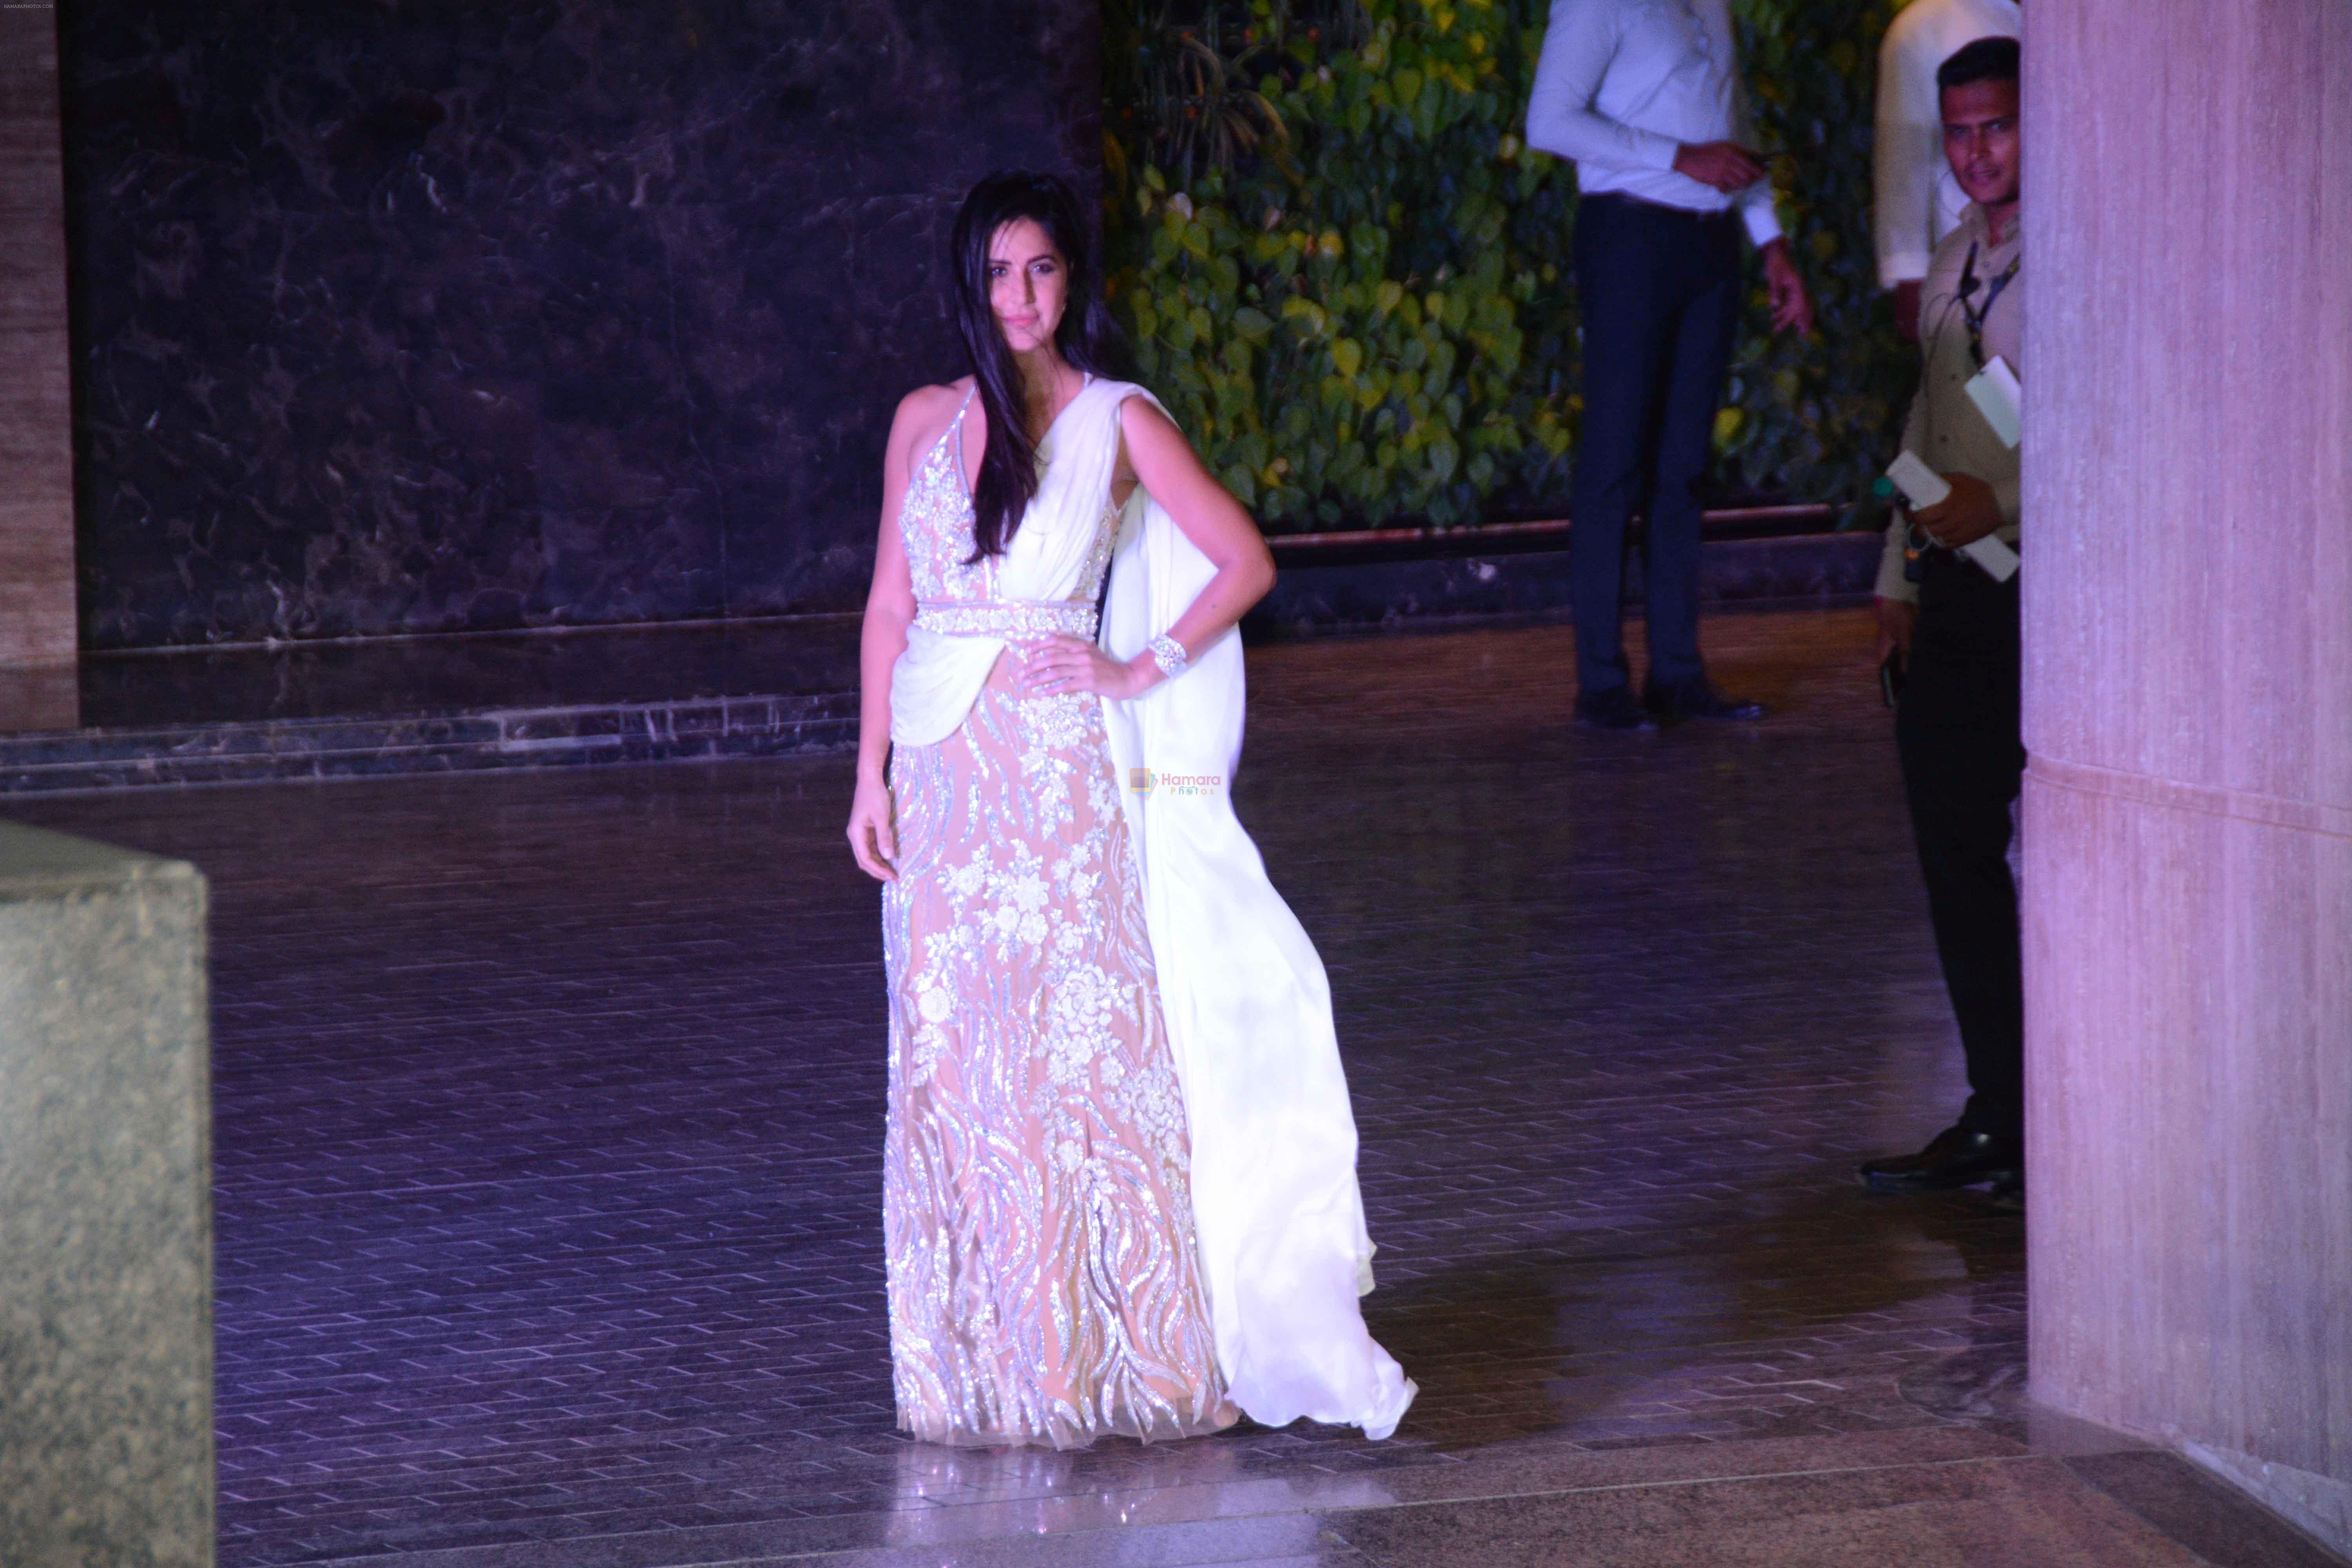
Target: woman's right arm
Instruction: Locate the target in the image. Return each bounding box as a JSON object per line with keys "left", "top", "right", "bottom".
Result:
{"left": 846, "top": 391, "right": 931, "bottom": 882}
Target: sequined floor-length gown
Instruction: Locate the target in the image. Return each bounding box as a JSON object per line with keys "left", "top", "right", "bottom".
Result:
{"left": 881, "top": 387, "right": 1236, "bottom": 1448}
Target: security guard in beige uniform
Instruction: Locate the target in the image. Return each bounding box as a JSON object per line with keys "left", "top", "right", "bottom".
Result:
{"left": 1861, "top": 37, "right": 2028, "bottom": 1198}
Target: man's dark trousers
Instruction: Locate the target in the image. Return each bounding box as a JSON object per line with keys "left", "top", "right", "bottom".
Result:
{"left": 1568, "top": 192, "right": 1744, "bottom": 695}
{"left": 1896, "top": 549, "right": 2026, "bottom": 1143}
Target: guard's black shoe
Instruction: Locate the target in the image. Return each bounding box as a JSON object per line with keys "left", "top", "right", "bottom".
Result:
{"left": 1988, "top": 1172, "right": 2026, "bottom": 1215}
{"left": 1642, "top": 677, "right": 1767, "bottom": 722}
{"left": 1860, "top": 1125, "right": 2022, "bottom": 1193}
{"left": 1574, "top": 686, "right": 1653, "bottom": 731}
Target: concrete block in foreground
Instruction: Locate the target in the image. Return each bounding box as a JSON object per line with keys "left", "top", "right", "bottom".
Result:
{"left": 0, "top": 822, "right": 211, "bottom": 1567}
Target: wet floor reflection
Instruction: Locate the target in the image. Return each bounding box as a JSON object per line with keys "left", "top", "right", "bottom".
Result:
{"left": 4, "top": 610, "right": 2084, "bottom": 1566}
{"left": 1370, "top": 1176, "right": 2022, "bottom": 1450}
{"left": 879, "top": 1426, "right": 1402, "bottom": 1546}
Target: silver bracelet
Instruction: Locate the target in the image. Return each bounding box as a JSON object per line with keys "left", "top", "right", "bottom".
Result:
{"left": 1147, "top": 634, "right": 1189, "bottom": 679}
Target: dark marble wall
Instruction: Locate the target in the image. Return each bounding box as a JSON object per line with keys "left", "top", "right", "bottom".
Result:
{"left": 61, "top": 0, "right": 1099, "bottom": 650}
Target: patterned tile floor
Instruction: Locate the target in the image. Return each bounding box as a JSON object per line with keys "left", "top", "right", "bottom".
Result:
{"left": 9, "top": 609, "right": 2341, "bottom": 1568}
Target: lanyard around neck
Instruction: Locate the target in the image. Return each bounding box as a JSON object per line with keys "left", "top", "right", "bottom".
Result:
{"left": 1957, "top": 241, "right": 2019, "bottom": 369}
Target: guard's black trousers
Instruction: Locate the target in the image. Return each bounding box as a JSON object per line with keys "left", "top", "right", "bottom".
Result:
{"left": 1895, "top": 549, "right": 2026, "bottom": 1144}
{"left": 1568, "top": 193, "right": 1743, "bottom": 696}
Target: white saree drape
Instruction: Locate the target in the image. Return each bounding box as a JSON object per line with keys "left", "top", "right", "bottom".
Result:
{"left": 889, "top": 382, "right": 1135, "bottom": 748}
{"left": 890, "top": 378, "right": 1414, "bottom": 1439}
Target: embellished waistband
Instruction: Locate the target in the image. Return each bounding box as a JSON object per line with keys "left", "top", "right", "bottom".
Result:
{"left": 914, "top": 599, "right": 1098, "bottom": 641}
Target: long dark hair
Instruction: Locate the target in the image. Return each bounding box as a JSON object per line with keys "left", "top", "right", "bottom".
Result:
{"left": 949, "top": 170, "right": 1128, "bottom": 560}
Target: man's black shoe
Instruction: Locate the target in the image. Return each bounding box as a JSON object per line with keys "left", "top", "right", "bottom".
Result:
{"left": 1642, "top": 677, "right": 1767, "bottom": 722}
{"left": 1574, "top": 687, "right": 1653, "bottom": 731}
{"left": 1859, "top": 1125, "right": 2022, "bottom": 1193}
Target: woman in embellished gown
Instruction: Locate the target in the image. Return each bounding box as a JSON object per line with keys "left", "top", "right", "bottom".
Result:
{"left": 845, "top": 171, "right": 1414, "bottom": 1450}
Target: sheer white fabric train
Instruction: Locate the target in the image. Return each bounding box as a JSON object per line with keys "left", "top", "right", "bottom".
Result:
{"left": 891, "top": 379, "right": 1415, "bottom": 1439}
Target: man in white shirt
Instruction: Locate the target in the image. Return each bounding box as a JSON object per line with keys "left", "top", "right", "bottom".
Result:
{"left": 1527, "top": 0, "right": 1815, "bottom": 730}
{"left": 1874, "top": 0, "right": 2020, "bottom": 339}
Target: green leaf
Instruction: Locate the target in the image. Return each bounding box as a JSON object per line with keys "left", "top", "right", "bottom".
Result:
{"left": 1102, "top": 0, "right": 1910, "bottom": 533}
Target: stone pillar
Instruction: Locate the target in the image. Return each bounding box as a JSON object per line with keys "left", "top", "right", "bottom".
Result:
{"left": 0, "top": 0, "right": 78, "bottom": 684}
{"left": 0, "top": 824, "right": 212, "bottom": 1568}
{"left": 2024, "top": 0, "right": 2352, "bottom": 1553}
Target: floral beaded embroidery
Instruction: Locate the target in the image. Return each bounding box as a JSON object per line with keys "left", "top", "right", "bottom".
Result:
{"left": 900, "top": 403, "right": 996, "bottom": 604}
{"left": 878, "top": 388, "right": 1229, "bottom": 1449}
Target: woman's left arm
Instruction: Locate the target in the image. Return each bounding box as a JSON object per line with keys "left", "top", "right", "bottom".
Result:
{"left": 1019, "top": 396, "right": 1275, "bottom": 700}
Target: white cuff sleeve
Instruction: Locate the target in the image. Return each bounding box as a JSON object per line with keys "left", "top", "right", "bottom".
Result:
{"left": 1878, "top": 249, "right": 1931, "bottom": 290}
{"left": 1631, "top": 127, "right": 1682, "bottom": 171}
{"left": 1737, "top": 182, "right": 1783, "bottom": 249}
{"left": 1875, "top": 516, "right": 1918, "bottom": 603}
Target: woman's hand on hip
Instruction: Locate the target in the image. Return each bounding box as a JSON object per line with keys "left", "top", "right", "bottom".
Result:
{"left": 1020, "top": 634, "right": 1154, "bottom": 701}
{"left": 846, "top": 776, "right": 898, "bottom": 883}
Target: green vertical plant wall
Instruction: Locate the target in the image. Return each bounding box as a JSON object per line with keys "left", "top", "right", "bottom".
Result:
{"left": 1103, "top": 0, "right": 1913, "bottom": 532}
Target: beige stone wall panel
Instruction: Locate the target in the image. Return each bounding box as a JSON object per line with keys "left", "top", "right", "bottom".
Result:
{"left": 0, "top": 3, "right": 76, "bottom": 668}
{"left": 2024, "top": 0, "right": 2352, "bottom": 1548}
{"left": 2025, "top": 775, "right": 2352, "bottom": 1466}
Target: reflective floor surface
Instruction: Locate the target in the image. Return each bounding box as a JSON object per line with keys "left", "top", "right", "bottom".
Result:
{"left": 9, "top": 608, "right": 2341, "bottom": 1568}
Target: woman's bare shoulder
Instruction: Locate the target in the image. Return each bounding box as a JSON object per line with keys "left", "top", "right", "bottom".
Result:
{"left": 891, "top": 377, "right": 976, "bottom": 463}
{"left": 1116, "top": 388, "right": 1178, "bottom": 438}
